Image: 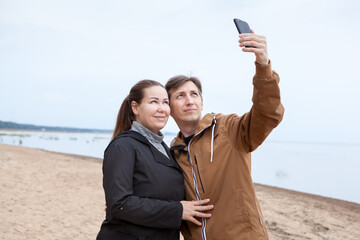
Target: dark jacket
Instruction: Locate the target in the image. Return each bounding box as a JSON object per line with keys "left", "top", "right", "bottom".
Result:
{"left": 97, "top": 130, "right": 185, "bottom": 240}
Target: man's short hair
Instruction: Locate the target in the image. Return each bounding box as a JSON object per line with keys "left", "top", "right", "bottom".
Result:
{"left": 165, "top": 75, "right": 203, "bottom": 100}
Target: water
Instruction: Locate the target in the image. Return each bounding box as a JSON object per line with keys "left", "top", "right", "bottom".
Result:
{"left": 252, "top": 140, "right": 360, "bottom": 203}
{"left": 1, "top": 130, "right": 359, "bottom": 203}
{"left": 0, "top": 130, "right": 176, "bottom": 158}
{"left": 0, "top": 130, "right": 112, "bottom": 158}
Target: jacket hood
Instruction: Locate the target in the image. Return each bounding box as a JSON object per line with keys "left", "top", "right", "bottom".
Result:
{"left": 196, "top": 113, "right": 216, "bottom": 133}
{"left": 105, "top": 130, "right": 151, "bottom": 154}
{"left": 172, "top": 113, "right": 218, "bottom": 146}
{"left": 171, "top": 113, "right": 218, "bottom": 163}
{"left": 106, "top": 130, "right": 181, "bottom": 170}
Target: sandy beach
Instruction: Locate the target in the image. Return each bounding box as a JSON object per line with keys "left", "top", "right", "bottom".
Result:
{"left": 0, "top": 143, "right": 359, "bottom": 240}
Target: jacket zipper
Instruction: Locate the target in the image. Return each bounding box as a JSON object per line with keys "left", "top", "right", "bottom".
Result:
{"left": 187, "top": 144, "right": 207, "bottom": 240}
{"left": 186, "top": 117, "right": 215, "bottom": 240}
{"left": 188, "top": 125, "right": 213, "bottom": 240}
{"left": 194, "top": 156, "right": 205, "bottom": 193}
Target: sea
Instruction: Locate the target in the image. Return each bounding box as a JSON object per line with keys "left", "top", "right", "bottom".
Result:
{"left": 1, "top": 130, "right": 359, "bottom": 204}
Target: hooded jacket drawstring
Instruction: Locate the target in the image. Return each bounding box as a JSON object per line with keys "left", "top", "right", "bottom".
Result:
{"left": 210, "top": 116, "right": 216, "bottom": 163}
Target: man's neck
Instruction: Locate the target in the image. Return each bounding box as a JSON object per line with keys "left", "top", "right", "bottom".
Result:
{"left": 176, "top": 120, "right": 199, "bottom": 138}
{"left": 180, "top": 125, "right": 197, "bottom": 138}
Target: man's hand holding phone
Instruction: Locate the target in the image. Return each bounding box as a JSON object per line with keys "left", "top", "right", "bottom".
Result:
{"left": 239, "top": 32, "right": 268, "bottom": 65}
{"left": 234, "top": 18, "right": 269, "bottom": 65}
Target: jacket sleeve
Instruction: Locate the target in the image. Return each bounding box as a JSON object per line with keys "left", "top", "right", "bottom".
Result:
{"left": 225, "top": 61, "right": 284, "bottom": 152}
{"left": 103, "top": 140, "right": 183, "bottom": 229}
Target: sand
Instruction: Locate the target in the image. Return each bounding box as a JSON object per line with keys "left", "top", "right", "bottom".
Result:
{"left": 0, "top": 143, "right": 359, "bottom": 240}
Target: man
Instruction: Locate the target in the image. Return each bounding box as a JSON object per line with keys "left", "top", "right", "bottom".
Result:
{"left": 165, "top": 32, "right": 284, "bottom": 240}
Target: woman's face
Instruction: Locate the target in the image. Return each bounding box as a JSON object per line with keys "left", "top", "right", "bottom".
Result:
{"left": 131, "top": 86, "right": 170, "bottom": 133}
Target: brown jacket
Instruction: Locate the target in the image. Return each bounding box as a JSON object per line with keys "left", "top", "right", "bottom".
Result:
{"left": 171, "top": 62, "right": 284, "bottom": 240}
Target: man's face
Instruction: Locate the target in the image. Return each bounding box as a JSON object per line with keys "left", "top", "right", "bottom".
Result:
{"left": 169, "top": 81, "right": 203, "bottom": 127}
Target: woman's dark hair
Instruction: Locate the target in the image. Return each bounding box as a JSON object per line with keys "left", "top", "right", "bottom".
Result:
{"left": 165, "top": 75, "right": 202, "bottom": 100}
{"left": 112, "top": 80, "right": 164, "bottom": 140}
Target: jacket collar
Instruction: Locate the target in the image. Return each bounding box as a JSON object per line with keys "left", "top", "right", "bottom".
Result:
{"left": 171, "top": 113, "right": 216, "bottom": 148}
{"left": 196, "top": 113, "right": 216, "bottom": 134}
{"left": 107, "top": 130, "right": 149, "bottom": 149}
{"left": 108, "top": 130, "right": 181, "bottom": 170}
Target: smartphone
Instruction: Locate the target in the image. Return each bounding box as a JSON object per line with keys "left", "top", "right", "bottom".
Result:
{"left": 233, "top": 18, "right": 253, "bottom": 48}
{"left": 233, "top": 18, "right": 251, "bottom": 34}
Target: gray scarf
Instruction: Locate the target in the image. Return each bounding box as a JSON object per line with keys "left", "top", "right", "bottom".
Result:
{"left": 131, "top": 121, "right": 169, "bottom": 159}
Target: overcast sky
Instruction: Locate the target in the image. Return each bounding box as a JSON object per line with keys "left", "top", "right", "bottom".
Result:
{"left": 1, "top": 0, "right": 360, "bottom": 144}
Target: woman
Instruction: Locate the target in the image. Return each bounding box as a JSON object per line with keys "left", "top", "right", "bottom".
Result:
{"left": 97, "top": 80, "right": 213, "bottom": 240}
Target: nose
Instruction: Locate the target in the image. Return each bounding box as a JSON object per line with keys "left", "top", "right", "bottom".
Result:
{"left": 157, "top": 104, "right": 165, "bottom": 112}
{"left": 185, "top": 94, "right": 194, "bottom": 105}
{"left": 157, "top": 103, "right": 169, "bottom": 113}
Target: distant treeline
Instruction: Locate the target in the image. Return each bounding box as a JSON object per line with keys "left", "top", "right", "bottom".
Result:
{"left": 0, "top": 120, "right": 112, "bottom": 133}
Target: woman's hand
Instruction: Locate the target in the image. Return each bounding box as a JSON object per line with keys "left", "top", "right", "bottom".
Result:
{"left": 181, "top": 198, "right": 214, "bottom": 226}
{"left": 238, "top": 30, "right": 269, "bottom": 65}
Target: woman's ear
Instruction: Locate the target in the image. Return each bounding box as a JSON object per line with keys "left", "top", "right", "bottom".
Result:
{"left": 131, "top": 101, "right": 139, "bottom": 116}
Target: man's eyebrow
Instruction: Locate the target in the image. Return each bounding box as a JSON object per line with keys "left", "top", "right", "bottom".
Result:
{"left": 148, "top": 96, "right": 169, "bottom": 100}
{"left": 175, "top": 89, "right": 198, "bottom": 94}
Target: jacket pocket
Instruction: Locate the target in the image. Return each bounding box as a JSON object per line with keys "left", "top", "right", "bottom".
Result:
{"left": 235, "top": 190, "right": 252, "bottom": 231}
{"left": 255, "top": 201, "right": 269, "bottom": 238}
{"left": 194, "top": 156, "right": 205, "bottom": 193}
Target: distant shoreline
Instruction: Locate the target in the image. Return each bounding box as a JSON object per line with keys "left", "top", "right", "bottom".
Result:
{"left": 0, "top": 127, "right": 176, "bottom": 136}
{"left": 0, "top": 120, "right": 112, "bottom": 133}
{"left": 0, "top": 128, "right": 112, "bottom": 134}
{"left": 2, "top": 127, "right": 359, "bottom": 146}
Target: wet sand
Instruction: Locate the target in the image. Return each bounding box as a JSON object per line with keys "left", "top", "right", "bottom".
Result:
{"left": 0, "top": 144, "right": 359, "bottom": 240}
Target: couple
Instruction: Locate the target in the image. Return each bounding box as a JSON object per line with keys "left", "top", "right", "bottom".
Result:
{"left": 97, "top": 32, "right": 284, "bottom": 240}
